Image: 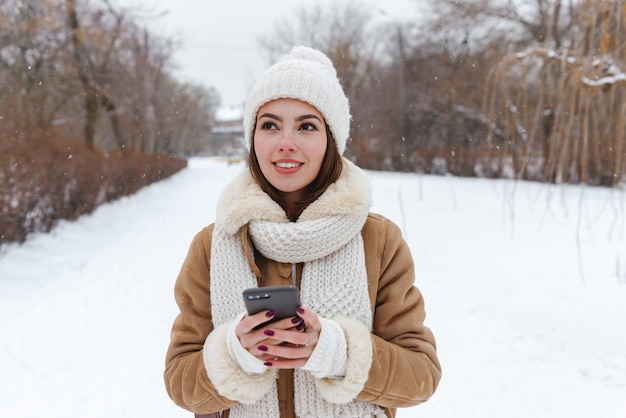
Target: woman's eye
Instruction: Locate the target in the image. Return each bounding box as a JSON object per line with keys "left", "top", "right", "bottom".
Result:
{"left": 300, "top": 122, "right": 317, "bottom": 131}
{"left": 260, "top": 121, "right": 277, "bottom": 130}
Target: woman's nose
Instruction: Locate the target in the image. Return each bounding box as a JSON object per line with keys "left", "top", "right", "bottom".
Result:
{"left": 278, "top": 131, "right": 297, "bottom": 151}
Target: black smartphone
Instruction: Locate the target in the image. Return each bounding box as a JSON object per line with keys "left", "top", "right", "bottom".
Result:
{"left": 243, "top": 285, "right": 301, "bottom": 329}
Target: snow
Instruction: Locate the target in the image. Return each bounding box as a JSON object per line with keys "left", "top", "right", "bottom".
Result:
{"left": 514, "top": 47, "right": 626, "bottom": 88}
{"left": 1, "top": 157, "right": 625, "bottom": 417}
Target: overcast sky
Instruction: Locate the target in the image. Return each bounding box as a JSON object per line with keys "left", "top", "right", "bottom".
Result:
{"left": 131, "top": 0, "right": 420, "bottom": 107}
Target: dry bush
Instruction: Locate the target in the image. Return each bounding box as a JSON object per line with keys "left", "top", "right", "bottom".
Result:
{"left": 484, "top": 0, "right": 626, "bottom": 186}
{"left": 0, "top": 138, "right": 186, "bottom": 247}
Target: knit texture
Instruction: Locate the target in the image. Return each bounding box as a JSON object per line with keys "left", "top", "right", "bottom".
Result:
{"left": 206, "top": 159, "right": 386, "bottom": 417}
{"left": 243, "top": 46, "right": 351, "bottom": 155}
{"left": 301, "top": 317, "right": 347, "bottom": 378}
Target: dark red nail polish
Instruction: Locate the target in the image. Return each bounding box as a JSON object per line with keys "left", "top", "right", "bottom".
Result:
{"left": 292, "top": 317, "right": 301, "bottom": 324}
{"left": 257, "top": 345, "right": 268, "bottom": 352}
{"left": 296, "top": 322, "right": 305, "bottom": 331}
{"left": 297, "top": 307, "right": 305, "bottom": 314}
{"left": 264, "top": 329, "right": 275, "bottom": 336}
{"left": 266, "top": 310, "right": 276, "bottom": 317}
{"left": 264, "top": 361, "right": 273, "bottom": 367}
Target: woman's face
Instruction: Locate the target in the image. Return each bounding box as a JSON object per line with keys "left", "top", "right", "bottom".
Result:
{"left": 253, "top": 98, "right": 328, "bottom": 201}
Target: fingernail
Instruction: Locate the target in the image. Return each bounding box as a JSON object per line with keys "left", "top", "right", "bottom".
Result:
{"left": 257, "top": 345, "right": 268, "bottom": 352}
{"left": 296, "top": 322, "right": 305, "bottom": 331}
{"left": 291, "top": 317, "right": 301, "bottom": 324}
{"left": 264, "top": 329, "right": 275, "bottom": 336}
{"left": 264, "top": 361, "right": 273, "bottom": 367}
{"left": 266, "top": 310, "right": 276, "bottom": 318}
{"left": 297, "top": 307, "right": 305, "bottom": 314}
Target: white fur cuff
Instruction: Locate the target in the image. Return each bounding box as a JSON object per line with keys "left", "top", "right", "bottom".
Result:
{"left": 203, "top": 323, "right": 277, "bottom": 404}
{"left": 313, "top": 317, "right": 373, "bottom": 404}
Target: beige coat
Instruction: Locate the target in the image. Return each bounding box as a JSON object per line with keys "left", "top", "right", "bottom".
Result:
{"left": 164, "top": 213, "right": 441, "bottom": 417}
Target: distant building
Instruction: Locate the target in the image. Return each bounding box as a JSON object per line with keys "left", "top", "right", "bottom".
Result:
{"left": 211, "top": 104, "right": 246, "bottom": 157}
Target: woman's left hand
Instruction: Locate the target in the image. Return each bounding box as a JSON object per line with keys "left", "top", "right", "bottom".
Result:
{"left": 259, "top": 306, "right": 321, "bottom": 369}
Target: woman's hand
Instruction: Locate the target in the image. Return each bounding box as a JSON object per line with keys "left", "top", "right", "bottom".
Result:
{"left": 235, "top": 306, "right": 321, "bottom": 369}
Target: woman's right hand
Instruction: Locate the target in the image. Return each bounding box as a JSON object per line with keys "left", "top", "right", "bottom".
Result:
{"left": 235, "top": 310, "right": 299, "bottom": 361}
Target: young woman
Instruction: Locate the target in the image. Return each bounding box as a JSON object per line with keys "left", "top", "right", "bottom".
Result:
{"left": 164, "top": 46, "right": 441, "bottom": 418}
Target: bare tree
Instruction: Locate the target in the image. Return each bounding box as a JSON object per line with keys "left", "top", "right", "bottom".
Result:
{"left": 0, "top": 1, "right": 74, "bottom": 141}
{"left": 425, "top": 0, "right": 577, "bottom": 47}
{"left": 0, "top": 0, "right": 216, "bottom": 157}
{"left": 65, "top": 0, "right": 124, "bottom": 150}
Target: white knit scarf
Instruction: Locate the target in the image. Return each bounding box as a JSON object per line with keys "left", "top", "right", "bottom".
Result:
{"left": 209, "top": 159, "right": 385, "bottom": 417}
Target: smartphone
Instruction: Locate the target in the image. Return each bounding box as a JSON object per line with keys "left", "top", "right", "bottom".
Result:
{"left": 243, "top": 285, "right": 301, "bottom": 329}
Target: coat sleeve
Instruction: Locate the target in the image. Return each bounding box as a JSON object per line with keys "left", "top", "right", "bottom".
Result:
{"left": 357, "top": 214, "right": 442, "bottom": 408}
{"left": 163, "top": 225, "right": 239, "bottom": 414}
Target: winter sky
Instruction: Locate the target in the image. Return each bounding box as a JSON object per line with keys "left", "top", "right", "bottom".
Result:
{"left": 130, "top": 0, "right": 419, "bottom": 107}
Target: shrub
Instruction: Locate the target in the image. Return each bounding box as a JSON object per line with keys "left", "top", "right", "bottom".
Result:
{"left": 0, "top": 139, "right": 187, "bottom": 247}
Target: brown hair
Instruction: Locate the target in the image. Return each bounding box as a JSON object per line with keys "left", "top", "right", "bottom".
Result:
{"left": 248, "top": 124, "right": 343, "bottom": 222}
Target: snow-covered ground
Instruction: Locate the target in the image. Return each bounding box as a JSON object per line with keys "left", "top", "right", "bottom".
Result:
{"left": 1, "top": 157, "right": 624, "bottom": 417}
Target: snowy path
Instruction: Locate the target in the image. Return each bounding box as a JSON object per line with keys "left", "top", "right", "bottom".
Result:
{"left": 1, "top": 157, "right": 625, "bottom": 417}
{"left": 0, "top": 158, "right": 236, "bottom": 417}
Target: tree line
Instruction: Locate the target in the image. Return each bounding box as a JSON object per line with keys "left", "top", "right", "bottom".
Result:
{"left": 3, "top": 0, "right": 623, "bottom": 185}
{"left": 261, "top": 0, "right": 626, "bottom": 187}
{"left": 2, "top": 0, "right": 625, "bottom": 246}
{"left": 1, "top": 0, "right": 210, "bottom": 246}
{"left": 0, "top": 0, "right": 218, "bottom": 155}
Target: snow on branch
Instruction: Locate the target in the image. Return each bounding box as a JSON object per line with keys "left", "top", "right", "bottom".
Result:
{"left": 514, "top": 47, "right": 576, "bottom": 64}
{"left": 513, "top": 47, "right": 626, "bottom": 88}
{"left": 582, "top": 72, "right": 626, "bottom": 87}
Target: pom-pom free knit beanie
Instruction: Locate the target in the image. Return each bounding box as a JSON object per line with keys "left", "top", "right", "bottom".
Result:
{"left": 243, "top": 46, "right": 351, "bottom": 155}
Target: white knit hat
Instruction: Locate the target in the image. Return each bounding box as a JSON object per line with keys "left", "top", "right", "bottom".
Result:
{"left": 243, "top": 46, "right": 351, "bottom": 155}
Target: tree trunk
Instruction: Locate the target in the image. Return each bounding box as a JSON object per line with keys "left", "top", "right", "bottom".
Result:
{"left": 65, "top": 0, "right": 124, "bottom": 150}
